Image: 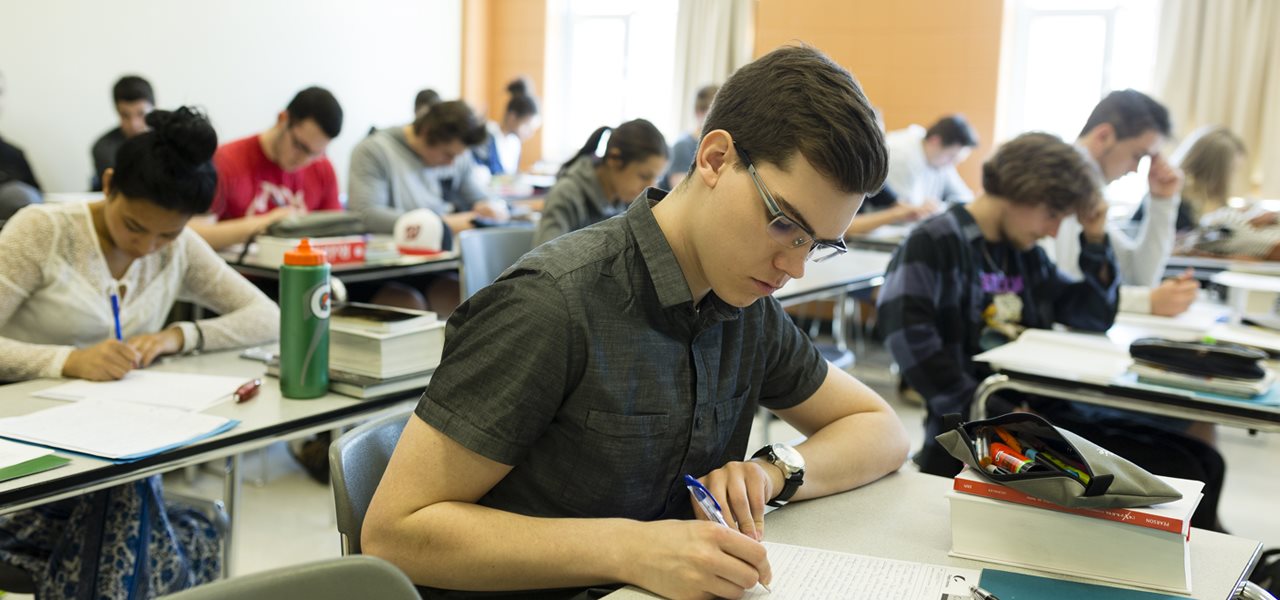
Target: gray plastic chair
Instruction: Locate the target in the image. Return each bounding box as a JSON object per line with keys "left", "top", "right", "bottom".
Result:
{"left": 160, "top": 555, "right": 417, "bottom": 600}
{"left": 328, "top": 410, "right": 412, "bottom": 555}
{"left": 458, "top": 227, "right": 536, "bottom": 300}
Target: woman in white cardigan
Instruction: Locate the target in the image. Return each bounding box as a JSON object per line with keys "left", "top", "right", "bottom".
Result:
{"left": 0, "top": 107, "right": 278, "bottom": 598}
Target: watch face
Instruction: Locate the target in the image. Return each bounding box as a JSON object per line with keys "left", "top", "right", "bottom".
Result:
{"left": 772, "top": 443, "right": 805, "bottom": 472}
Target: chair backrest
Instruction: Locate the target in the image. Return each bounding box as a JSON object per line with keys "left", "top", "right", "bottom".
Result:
{"left": 329, "top": 409, "right": 412, "bottom": 554}
{"left": 458, "top": 226, "right": 536, "bottom": 300}
{"left": 161, "top": 555, "right": 418, "bottom": 600}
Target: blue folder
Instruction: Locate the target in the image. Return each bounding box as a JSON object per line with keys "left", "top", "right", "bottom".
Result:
{"left": 979, "top": 569, "right": 1187, "bottom": 600}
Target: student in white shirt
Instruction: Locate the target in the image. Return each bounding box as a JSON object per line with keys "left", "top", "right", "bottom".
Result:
{"left": 1047, "top": 90, "right": 1194, "bottom": 316}
{"left": 883, "top": 114, "right": 979, "bottom": 207}
{"left": 473, "top": 78, "right": 541, "bottom": 176}
{"left": 0, "top": 107, "right": 278, "bottom": 597}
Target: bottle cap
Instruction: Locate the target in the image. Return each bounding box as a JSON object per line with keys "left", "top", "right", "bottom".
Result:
{"left": 284, "top": 238, "right": 328, "bottom": 266}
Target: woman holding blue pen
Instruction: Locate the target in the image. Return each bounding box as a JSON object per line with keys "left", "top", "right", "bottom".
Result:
{"left": 0, "top": 107, "right": 278, "bottom": 597}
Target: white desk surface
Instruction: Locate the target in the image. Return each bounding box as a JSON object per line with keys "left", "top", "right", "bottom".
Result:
{"left": 606, "top": 470, "right": 1260, "bottom": 600}
{"left": 1167, "top": 255, "right": 1280, "bottom": 277}
{"left": 775, "top": 248, "right": 892, "bottom": 306}
{"left": 0, "top": 350, "right": 417, "bottom": 515}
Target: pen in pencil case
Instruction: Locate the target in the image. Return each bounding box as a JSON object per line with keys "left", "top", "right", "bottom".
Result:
{"left": 1025, "top": 448, "right": 1090, "bottom": 484}
{"left": 974, "top": 428, "right": 992, "bottom": 467}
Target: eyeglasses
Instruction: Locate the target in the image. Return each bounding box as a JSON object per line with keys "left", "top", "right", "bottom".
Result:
{"left": 286, "top": 126, "right": 324, "bottom": 159}
{"left": 735, "top": 142, "right": 848, "bottom": 262}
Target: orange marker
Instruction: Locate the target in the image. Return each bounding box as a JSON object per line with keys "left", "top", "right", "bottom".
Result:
{"left": 993, "top": 426, "right": 1023, "bottom": 454}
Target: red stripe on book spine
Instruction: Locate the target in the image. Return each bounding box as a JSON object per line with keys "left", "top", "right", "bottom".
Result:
{"left": 953, "top": 478, "right": 1185, "bottom": 535}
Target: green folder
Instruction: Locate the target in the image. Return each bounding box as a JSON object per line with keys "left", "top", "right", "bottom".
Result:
{"left": 0, "top": 454, "right": 71, "bottom": 483}
{"left": 980, "top": 569, "right": 1187, "bottom": 600}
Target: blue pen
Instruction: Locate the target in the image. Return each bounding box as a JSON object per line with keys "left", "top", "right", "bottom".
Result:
{"left": 110, "top": 293, "right": 123, "bottom": 341}
{"left": 683, "top": 474, "right": 771, "bottom": 592}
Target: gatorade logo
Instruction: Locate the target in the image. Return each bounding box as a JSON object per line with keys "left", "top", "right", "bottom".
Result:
{"left": 309, "top": 283, "right": 332, "bottom": 319}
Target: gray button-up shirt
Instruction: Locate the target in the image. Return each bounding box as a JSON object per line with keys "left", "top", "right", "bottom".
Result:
{"left": 417, "top": 188, "right": 828, "bottom": 523}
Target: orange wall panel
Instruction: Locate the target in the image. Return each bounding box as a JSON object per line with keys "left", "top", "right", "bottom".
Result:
{"left": 462, "top": 0, "right": 492, "bottom": 109}
{"left": 476, "top": 0, "right": 547, "bottom": 171}
{"left": 755, "top": 0, "right": 1004, "bottom": 191}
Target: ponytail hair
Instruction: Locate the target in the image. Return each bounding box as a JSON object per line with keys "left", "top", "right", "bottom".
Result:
{"left": 504, "top": 77, "right": 539, "bottom": 120}
{"left": 558, "top": 119, "right": 669, "bottom": 176}
{"left": 559, "top": 126, "right": 612, "bottom": 176}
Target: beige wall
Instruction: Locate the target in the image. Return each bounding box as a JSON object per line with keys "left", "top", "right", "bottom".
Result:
{"left": 754, "top": 0, "right": 1004, "bottom": 191}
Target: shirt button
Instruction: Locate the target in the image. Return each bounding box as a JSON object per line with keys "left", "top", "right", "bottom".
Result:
{"left": 695, "top": 416, "right": 704, "bottom": 429}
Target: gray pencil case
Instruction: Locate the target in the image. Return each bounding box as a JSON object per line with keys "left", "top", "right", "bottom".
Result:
{"left": 936, "top": 412, "right": 1182, "bottom": 509}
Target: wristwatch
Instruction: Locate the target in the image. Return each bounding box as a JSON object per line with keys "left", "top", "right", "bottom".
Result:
{"left": 752, "top": 443, "right": 805, "bottom": 507}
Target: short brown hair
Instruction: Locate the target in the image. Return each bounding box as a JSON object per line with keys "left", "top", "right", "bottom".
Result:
{"left": 413, "top": 100, "right": 486, "bottom": 146}
{"left": 702, "top": 44, "right": 887, "bottom": 195}
{"left": 1079, "top": 89, "right": 1171, "bottom": 140}
{"left": 982, "top": 132, "right": 1097, "bottom": 213}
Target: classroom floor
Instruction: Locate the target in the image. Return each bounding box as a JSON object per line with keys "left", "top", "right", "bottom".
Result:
{"left": 8, "top": 338, "right": 1275, "bottom": 597}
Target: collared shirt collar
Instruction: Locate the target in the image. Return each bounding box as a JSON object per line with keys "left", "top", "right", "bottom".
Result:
{"left": 1073, "top": 142, "right": 1108, "bottom": 189}
{"left": 626, "top": 188, "right": 741, "bottom": 323}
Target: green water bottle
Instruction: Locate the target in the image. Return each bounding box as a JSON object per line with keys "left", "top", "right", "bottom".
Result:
{"left": 279, "top": 238, "right": 330, "bottom": 398}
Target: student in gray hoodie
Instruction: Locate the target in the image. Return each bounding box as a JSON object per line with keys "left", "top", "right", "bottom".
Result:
{"left": 534, "top": 119, "right": 668, "bottom": 245}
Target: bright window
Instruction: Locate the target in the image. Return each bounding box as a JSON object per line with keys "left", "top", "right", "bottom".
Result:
{"left": 543, "top": 0, "right": 679, "bottom": 169}
{"left": 999, "top": 0, "right": 1161, "bottom": 206}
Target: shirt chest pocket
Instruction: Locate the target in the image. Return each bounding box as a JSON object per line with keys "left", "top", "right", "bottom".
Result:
{"left": 711, "top": 391, "right": 749, "bottom": 451}
{"left": 559, "top": 410, "right": 676, "bottom": 519}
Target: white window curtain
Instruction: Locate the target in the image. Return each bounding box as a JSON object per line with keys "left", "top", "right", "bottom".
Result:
{"left": 671, "top": 0, "right": 755, "bottom": 136}
{"left": 1153, "top": 0, "right": 1280, "bottom": 196}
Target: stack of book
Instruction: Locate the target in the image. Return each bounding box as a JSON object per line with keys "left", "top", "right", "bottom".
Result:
{"left": 949, "top": 468, "right": 1203, "bottom": 594}
{"left": 287, "top": 303, "right": 445, "bottom": 399}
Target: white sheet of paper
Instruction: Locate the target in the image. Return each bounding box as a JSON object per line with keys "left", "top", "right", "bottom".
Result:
{"left": 743, "top": 542, "right": 980, "bottom": 600}
{"left": 0, "top": 437, "right": 54, "bottom": 468}
{"left": 0, "top": 400, "right": 234, "bottom": 460}
{"left": 33, "top": 371, "right": 248, "bottom": 412}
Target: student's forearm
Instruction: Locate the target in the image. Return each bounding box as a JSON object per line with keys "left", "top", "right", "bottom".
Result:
{"left": 790, "top": 409, "right": 908, "bottom": 500}
{"left": 187, "top": 217, "right": 272, "bottom": 251}
{"left": 364, "top": 502, "right": 639, "bottom": 591}
{"left": 444, "top": 211, "right": 477, "bottom": 233}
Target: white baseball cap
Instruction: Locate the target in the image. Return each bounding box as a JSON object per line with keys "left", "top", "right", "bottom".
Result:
{"left": 394, "top": 209, "right": 447, "bottom": 255}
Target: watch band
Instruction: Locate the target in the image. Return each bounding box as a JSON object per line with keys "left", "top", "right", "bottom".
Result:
{"left": 753, "top": 444, "right": 803, "bottom": 506}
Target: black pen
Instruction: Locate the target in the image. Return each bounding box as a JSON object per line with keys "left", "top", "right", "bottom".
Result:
{"left": 971, "top": 584, "right": 1001, "bottom": 600}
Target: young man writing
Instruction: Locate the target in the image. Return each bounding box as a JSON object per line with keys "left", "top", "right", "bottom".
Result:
{"left": 363, "top": 45, "right": 910, "bottom": 599}
{"left": 188, "top": 86, "right": 344, "bottom": 251}
{"left": 90, "top": 75, "right": 154, "bottom": 191}
{"left": 347, "top": 100, "right": 509, "bottom": 236}
{"left": 879, "top": 132, "right": 1225, "bottom": 530}
{"left": 883, "top": 114, "right": 979, "bottom": 208}
{"left": 1051, "top": 90, "right": 1196, "bottom": 317}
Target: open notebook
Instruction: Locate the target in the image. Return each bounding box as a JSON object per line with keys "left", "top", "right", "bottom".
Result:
{"left": 741, "top": 543, "right": 979, "bottom": 599}
{"left": 33, "top": 371, "right": 250, "bottom": 412}
{"left": 0, "top": 400, "right": 237, "bottom": 462}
